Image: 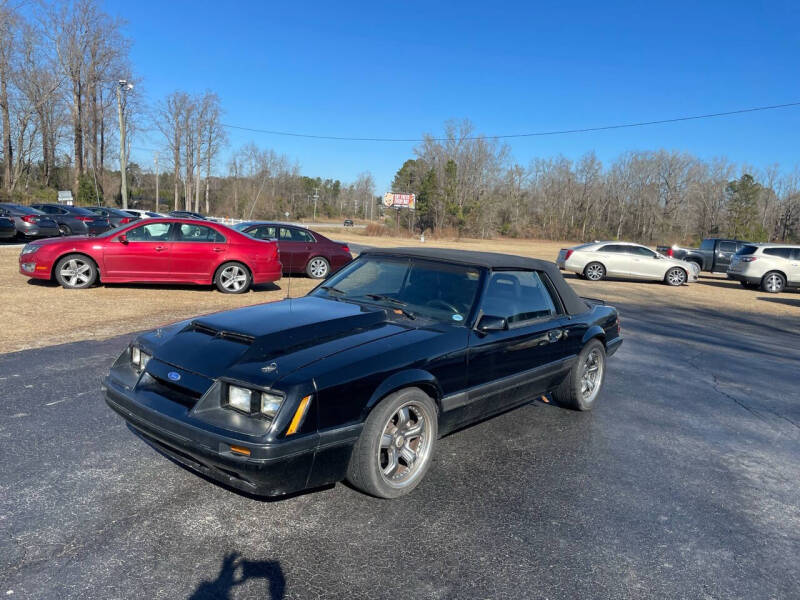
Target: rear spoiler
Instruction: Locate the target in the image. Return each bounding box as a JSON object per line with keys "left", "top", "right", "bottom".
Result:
{"left": 581, "top": 296, "right": 606, "bottom": 306}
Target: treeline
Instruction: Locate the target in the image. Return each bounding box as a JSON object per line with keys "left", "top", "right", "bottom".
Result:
{"left": 393, "top": 120, "right": 800, "bottom": 243}
{"left": 0, "top": 0, "right": 377, "bottom": 215}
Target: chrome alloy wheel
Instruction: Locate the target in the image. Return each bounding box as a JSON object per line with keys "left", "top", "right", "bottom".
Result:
{"left": 308, "top": 257, "right": 328, "bottom": 278}
{"left": 580, "top": 348, "right": 604, "bottom": 404}
{"left": 764, "top": 273, "right": 784, "bottom": 293}
{"left": 60, "top": 258, "right": 92, "bottom": 287}
{"left": 585, "top": 263, "right": 604, "bottom": 281}
{"left": 220, "top": 264, "right": 248, "bottom": 291}
{"left": 378, "top": 401, "right": 433, "bottom": 488}
{"left": 667, "top": 268, "right": 687, "bottom": 286}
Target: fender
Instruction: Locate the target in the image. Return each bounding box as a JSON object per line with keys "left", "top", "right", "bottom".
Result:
{"left": 365, "top": 369, "right": 443, "bottom": 416}
{"left": 581, "top": 324, "right": 606, "bottom": 346}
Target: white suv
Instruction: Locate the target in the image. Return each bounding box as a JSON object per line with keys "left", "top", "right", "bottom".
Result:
{"left": 727, "top": 243, "right": 800, "bottom": 293}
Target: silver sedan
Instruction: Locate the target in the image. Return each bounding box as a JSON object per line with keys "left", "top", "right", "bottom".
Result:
{"left": 557, "top": 241, "right": 700, "bottom": 285}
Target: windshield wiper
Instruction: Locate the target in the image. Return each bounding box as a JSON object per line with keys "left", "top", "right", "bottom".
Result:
{"left": 364, "top": 294, "right": 416, "bottom": 320}
{"left": 320, "top": 285, "right": 345, "bottom": 295}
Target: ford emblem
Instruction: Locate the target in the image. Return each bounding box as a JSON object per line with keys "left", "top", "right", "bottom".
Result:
{"left": 167, "top": 371, "right": 181, "bottom": 381}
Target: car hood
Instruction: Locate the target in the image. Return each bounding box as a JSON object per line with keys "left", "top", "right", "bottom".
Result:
{"left": 147, "top": 296, "right": 412, "bottom": 388}
{"left": 26, "top": 234, "right": 91, "bottom": 247}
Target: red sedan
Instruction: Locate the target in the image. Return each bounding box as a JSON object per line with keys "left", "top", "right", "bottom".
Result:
{"left": 18, "top": 218, "right": 282, "bottom": 293}
{"left": 232, "top": 221, "right": 352, "bottom": 278}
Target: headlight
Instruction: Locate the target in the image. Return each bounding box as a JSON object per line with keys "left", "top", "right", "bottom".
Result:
{"left": 260, "top": 392, "right": 284, "bottom": 419}
{"left": 20, "top": 245, "right": 39, "bottom": 255}
{"left": 130, "top": 346, "right": 151, "bottom": 371}
{"left": 224, "top": 384, "right": 284, "bottom": 419}
{"left": 228, "top": 385, "right": 254, "bottom": 413}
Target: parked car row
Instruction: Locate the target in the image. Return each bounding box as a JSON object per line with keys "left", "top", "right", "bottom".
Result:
{"left": 17, "top": 218, "right": 353, "bottom": 293}
{"left": 560, "top": 236, "right": 799, "bottom": 295}
{"left": 0, "top": 202, "right": 147, "bottom": 241}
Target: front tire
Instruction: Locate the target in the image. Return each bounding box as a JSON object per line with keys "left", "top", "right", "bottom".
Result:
{"left": 214, "top": 262, "right": 252, "bottom": 293}
{"left": 583, "top": 262, "right": 606, "bottom": 281}
{"left": 54, "top": 254, "right": 98, "bottom": 289}
{"left": 665, "top": 267, "right": 687, "bottom": 286}
{"left": 552, "top": 339, "right": 606, "bottom": 411}
{"left": 761, "top": 271, "right": 786, "bottom": 293}
{"left": 306, "top": 256, "right": 330, "bottom": 279}
{"left": 346, "top": 388, "right": 438, "bottom": 498}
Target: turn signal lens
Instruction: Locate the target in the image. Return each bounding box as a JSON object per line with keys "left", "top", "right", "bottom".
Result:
{"left": 229, "top": 445, "right": 251, "bottom": 456}
{"left": 286, "top": 395, "right": 312, "bottom": 436}
{"left": 131, "top": 346, "right": 141, "bottom": 366}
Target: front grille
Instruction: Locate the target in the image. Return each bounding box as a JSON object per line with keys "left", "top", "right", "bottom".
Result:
{"left": 144, "top": 372, "right": 202, "bottom": 408}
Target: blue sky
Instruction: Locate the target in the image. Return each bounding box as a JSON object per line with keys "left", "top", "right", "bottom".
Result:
{"left": 111, "top": 0, "right": 800, "bottom": 191}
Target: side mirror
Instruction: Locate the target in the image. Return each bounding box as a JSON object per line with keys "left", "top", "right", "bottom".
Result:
{"left": 477, "top": 315, "right": 508, "bottom": 333}
{"left": 118, "top": 234, "right": 128, "bottom": 244}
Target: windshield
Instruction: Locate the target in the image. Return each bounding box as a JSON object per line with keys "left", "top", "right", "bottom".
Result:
{"left": 311, "top": 255, "right": 483, "bottom": 324}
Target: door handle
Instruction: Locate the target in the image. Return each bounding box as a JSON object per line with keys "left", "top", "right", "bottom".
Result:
{"left": 547, "top": 329, "right": 564, "bottom": 343}
{"left": 212, "top": 247, "right": 225, "bottom": 253}
{"left": 154, "top": 246, "right": 167, "bottom": 252}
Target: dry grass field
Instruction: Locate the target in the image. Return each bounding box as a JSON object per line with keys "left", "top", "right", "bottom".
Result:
{"left": 1, "top": 233, "right": 797, "bottom": 354}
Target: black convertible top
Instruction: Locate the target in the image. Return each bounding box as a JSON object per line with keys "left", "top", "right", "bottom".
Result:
{"left": 360, "top": 246, "right": 589, "bottom": 315}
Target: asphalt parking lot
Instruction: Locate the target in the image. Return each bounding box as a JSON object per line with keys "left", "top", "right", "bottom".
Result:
{"left": 2, "top": 289, "right": 798, "bottom": 599}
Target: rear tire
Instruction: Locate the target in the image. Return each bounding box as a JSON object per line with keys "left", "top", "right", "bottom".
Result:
{"left": 306, "top": 256, "right": 330, "bottom": 279}
{"left": 214, "top": 262, "right": 252, "bottom": 294}
{"left": 54, "top": 254, "right": 98, "bottom": 289}
{"left": 583, "top": 262, "right": 606, "bottom": 281}
{"left": 58, "top": 224, "right": 72, "bottom": 236}
{"left": 552, "top": 339, "right": 606, "bottom": 411}
{"left": 346, "top": 388, "right": 438, "bottom": 498}
{"left": 761, "top": 271, "right": 786, "bottom": 293}
{"left": 665, "top": 267, "right": 687, "bottom": 286}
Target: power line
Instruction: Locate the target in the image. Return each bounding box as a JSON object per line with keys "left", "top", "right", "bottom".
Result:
{"left": 220, "top": 101, "right": 800, "bottom": 143}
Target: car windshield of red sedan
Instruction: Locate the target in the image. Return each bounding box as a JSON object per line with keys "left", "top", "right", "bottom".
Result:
{"left": 312, "top": 256, "right": 482, "bottom": 324}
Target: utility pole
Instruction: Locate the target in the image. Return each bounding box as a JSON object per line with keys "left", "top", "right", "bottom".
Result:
{"left": 154, "top": 152, "right": 160, "bottom": 213}
{"left": 116, "top": 80, "right": 133, "bottom": 209}
{"left": 313, "top": 187, "right": 319, "bottom": 222}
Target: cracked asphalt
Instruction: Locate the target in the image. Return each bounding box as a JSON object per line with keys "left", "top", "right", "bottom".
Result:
{"left": 1, "top": 296, "right": 799, "bottom": 599}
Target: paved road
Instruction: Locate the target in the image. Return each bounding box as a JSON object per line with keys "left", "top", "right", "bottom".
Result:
{"left": 1, "top": 298, "right": 799, "bottom": 599}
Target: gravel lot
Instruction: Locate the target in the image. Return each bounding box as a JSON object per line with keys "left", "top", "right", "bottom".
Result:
{"left": 1, "top": 234, "right": 797, "bottom": 353}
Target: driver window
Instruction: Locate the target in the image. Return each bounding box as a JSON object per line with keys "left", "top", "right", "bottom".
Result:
{"left": 126, "top": 222, "right": 171, "bottom": 242}
{"left": 481, "top": 271, "right": 557, "bottom": 325}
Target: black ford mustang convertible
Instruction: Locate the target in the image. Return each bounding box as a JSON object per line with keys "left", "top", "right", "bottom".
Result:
{"left": 104, "top": 248, "right": 622, "bottom": 498}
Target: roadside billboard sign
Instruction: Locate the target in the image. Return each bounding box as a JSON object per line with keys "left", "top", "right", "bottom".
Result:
{"left": 383, "top": 192, "right": 415, "bottom": 210}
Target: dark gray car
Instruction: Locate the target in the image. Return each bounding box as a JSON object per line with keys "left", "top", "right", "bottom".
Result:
{"left": 0, "top": 216, "right": 15, "bottom": 241}
{"left": 84, "top": 206, "right": 140, "bottom": 228}
{"left": 31, "top": 203, "right": 111, "bottom": 236}
{"left": 0, "top": 203, "right": 59, "bottom": 240}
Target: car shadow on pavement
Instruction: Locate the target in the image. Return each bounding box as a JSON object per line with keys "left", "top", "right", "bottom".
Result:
{"left": 757, "top": 296, "right": 800, "bottom": 307}
{"left": 188, "top": 552, "right": 285, "bottom": 599}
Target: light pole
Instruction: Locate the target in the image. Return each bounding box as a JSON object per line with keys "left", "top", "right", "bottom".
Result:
{"left": 154, "top": 152, "right": 160, "bottom": 213}
{"left": 116, "top": 80, "right": 133, "bottom": 209}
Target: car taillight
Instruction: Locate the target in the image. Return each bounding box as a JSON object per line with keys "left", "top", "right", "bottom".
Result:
{"left": 563, "top": 249, "right": 573, "bottom": 260}
{"left": 75, "top": 216, "right": 94, "bottom": 222}
{"left": 119, "top": 217, "right": 132, "bottom": 224}
{"left": 341, "top": 244, "right": 350, "bottom": 252}
{"left": 665, "top": 248, "right": 674, "bottom": 257}
{"left": 741, "top": 257, "right": 757, "bottom": 262}
{"left": 21, "top": 215, "right": 38, "bottom": 223}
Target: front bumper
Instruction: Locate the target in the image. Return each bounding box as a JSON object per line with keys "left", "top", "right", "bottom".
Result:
{"left": 104, "top": 372, "right": 361, "bottom": 496}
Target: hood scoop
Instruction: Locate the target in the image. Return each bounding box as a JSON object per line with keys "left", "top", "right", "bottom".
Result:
{"left": 189, "top": 321, "right": 255, "bottom": 345}
{"left": 240, "top": 308, "right": 388, "bottom": 363}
